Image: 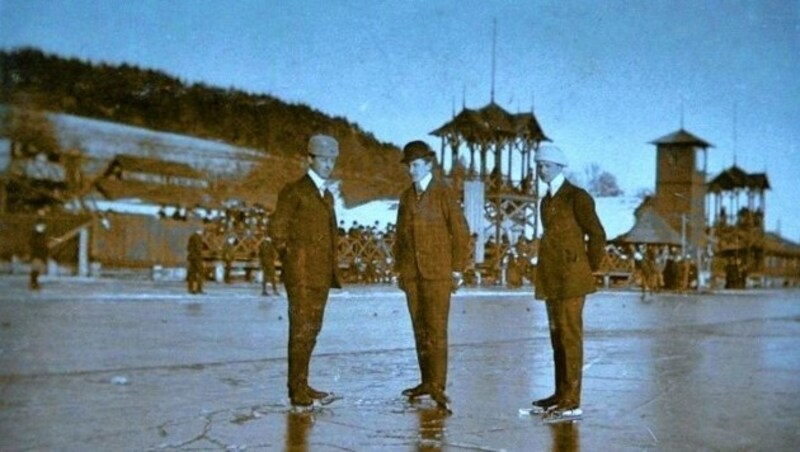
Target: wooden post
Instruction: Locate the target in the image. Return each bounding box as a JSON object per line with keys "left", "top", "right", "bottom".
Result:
{"left": 78, "top": 226, "right": 89, "bottom": 277}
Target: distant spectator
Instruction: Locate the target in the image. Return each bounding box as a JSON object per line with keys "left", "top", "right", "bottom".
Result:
{"left": 662, "top": 248, "right": 678, "bottom": 290}
{"left": 187, "top": 229, "right": 205, "bottom": 294}
{"left": 29, "top": 220, "right": 48, "bottom": 290}
{"left": 222, "top": 236, "right": 237, "bottom": 284}
{"left": 259, "top": 236, "right": 279, "bottom": 296}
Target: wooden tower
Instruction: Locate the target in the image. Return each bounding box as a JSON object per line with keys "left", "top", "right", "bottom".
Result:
{"left": 649, "top": 128, "right": 712, "bottom": 254}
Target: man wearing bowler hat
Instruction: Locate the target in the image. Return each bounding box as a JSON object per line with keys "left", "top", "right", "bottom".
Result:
{"left": 393, "top": 140, "right": 470, "bottom": 413}
{"left": 530, "top": 145, "right": 606, "bottom": 422}
{"left": 270, "top": 134, "right": 342, "bottom": 407}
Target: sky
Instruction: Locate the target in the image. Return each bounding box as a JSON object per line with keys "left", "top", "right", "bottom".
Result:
{"left": 1, "top": 0, "right": 799, "bottom": 240}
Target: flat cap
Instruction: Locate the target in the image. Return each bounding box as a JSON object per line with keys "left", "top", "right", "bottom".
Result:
{"left": 534, "top": 145, "right": 568, "bottom": 166}
{"left": 308, "top": 134, "right": 339, "bottom": 157}
{"left": 401, "top": 140, "right": 436, "bottom": 164}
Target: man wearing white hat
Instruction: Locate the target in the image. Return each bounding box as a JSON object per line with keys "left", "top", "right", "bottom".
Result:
{"left": 530, "top": 145, "right": 606, "bottom": 422}
{"left": 270, "top": 134, "right": 342, "bottom": 407}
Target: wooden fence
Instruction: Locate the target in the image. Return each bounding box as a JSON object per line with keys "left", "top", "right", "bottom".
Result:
{"left": 3, "top": 212, "right": 639, "bottom": 287}
{"left": 90, "top": 213, "right": 201, "bottom": 268}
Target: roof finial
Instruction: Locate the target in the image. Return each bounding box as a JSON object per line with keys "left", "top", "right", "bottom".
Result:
{"left": 679, "top": 96, "right": 685, "bottom": 129}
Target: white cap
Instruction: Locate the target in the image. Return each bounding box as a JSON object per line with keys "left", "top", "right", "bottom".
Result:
{"left": 308, "top": 134, "right": 339, "bottom": 157}
{"left": 535, "top": 145, "right": 568, "bottom": 167}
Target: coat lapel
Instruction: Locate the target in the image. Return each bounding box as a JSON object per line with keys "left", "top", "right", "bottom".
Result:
{"left": 300, "top": 174, "right": 329, "bottom": 207}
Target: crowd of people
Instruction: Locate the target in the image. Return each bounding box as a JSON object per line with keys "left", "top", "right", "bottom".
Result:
{"left": 629, "top": 244, "right": 699, "bottom": 296}
{"left": 182, "top": 204, "right": 707, "bottom": 295}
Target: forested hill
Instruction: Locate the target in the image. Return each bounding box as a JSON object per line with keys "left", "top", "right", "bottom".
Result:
{"left": 0, "top": 47, "right": 408, "bottom": 205}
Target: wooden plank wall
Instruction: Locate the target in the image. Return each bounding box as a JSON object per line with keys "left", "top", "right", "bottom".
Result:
{"left": 90, "top": 213, "right": 201, "bottom": 267}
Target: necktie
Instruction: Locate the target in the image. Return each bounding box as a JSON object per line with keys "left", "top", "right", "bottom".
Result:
{"left": 415, "top": 183, "right": 423, "bottom": 200}
{"left": 547, "top": 183, "right": 553, "bottom": 198}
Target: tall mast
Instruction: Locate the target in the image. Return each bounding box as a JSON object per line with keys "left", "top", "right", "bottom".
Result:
{"left": 733, "top": 101, "right": 738, "bottom": 165}
{"left": 490, "top": 18, "right": 497, "bottom": 103}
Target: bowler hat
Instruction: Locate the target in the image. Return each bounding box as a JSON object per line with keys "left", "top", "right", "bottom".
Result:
{"left": 308, "top": 134, "right": 339, "bottom": 157}
{"left": 401, "top": 140, "right": 435, "bottom": 164}
{"left": 534, "top": 145, "right": 568, "bottom": 167}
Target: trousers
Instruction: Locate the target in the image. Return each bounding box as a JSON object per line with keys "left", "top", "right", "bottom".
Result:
{"left": 545, "top": 296, "right": 585, "bottom": 407}
{"left": 404, "top": 277, "right": 452, "bottom": 394}
{"left": 286, "top": 285, "right": 329, "bottom": 395}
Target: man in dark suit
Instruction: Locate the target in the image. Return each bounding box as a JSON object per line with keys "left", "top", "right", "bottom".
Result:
{"left": 393, "top": 140, "right": 470, "bottom": 413}
{"left": 531, "top": 145, "right": 606, "bottom": 421}
{"left": 270, "top": 134, "right": 342, "bottom": 407}
{"left": 186, "top": 229, "right": 205, "bottom": 294}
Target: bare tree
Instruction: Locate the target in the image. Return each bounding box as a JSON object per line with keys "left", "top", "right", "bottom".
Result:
{"left": 584, "top": 163, "right": 623, "bottom": 197}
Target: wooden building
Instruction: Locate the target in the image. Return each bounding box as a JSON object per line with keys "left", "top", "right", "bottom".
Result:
{"left": 649, "top": 128, "right": 712, "bottom": 254}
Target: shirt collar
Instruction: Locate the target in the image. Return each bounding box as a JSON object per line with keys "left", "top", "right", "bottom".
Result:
{"left": 549, "top": 172, "right": 566, "bottom": 195}
{"left": 307, "top": 169, "right": 327, "bottom": 195}
{"left": 417, "top": 171, "right": 433, "bottom": 192}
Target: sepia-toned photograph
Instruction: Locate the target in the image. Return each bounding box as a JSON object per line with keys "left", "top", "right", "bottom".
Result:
{"left": 1, "top": 1, "right": 798, "bottom": 450}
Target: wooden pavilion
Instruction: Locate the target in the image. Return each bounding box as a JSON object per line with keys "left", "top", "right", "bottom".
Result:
{"left": 430, "top": 101, "right": 549, "bottom": 257}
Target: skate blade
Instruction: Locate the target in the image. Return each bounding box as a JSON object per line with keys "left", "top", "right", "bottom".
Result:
{"left": 318, "top": 393, "right": 343, "bottom": 406}
{"left": 519, "top": 405, "right": 558, "bottom": 416}
{"left": 542, "top": 413, "right": 582, "bottom": 424}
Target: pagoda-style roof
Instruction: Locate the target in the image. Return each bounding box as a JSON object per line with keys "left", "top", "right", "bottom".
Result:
{"left": 612, "top": 205, "right": 683, "bottom": 245}
{"left": 747, "top": 173, "right": 770, "bottom": 190}
{"left": 430, "top": 107, "right": 486, "bottom": 141}
{"left": 430, "top": 102, "right": 548, "bottom": 143}
{"left": 707, "top": 165, "right": 771, "bottom": 192}
{"left": 650, "top": 128, "right": 713, "bottom": 148}
{"left": 707, "top": 165, "right": 749, "bottom": 191}
{"left": 512, "top": 111, "right": 551, "bottom": 142}
{"left": 474, "top": 102, "right": 517, "bottom": 136}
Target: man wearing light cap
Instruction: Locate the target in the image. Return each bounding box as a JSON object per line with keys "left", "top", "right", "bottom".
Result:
{"left": 530, "top": 145, "right": 606, "bottom": 422}
{"left": 393, "top": 140, "right": 470, "bottom": 413}
{"left": 270, "top": 134, "right": 342, "bottom": 407}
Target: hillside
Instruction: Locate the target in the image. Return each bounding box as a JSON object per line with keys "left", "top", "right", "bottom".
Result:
{"left": 0, "top": 47, "right": 408, "bottom": 205}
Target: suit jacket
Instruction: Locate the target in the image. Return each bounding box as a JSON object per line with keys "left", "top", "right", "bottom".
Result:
{"left": 535, "top": 180, "right": 606, "bottom": 300}
{"left": 270, "top": 174, "right": 341, "bottom": 289}
{"left": 187, "top": 232, "right": 204, "bottom": 262}
{"left": 393, "top": 176, "right": 470, "bottom": 281}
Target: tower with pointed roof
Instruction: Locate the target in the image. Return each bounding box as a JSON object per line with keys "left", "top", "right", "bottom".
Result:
{"left": 650, "top": 128, "right": 712, "bottom": 253}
